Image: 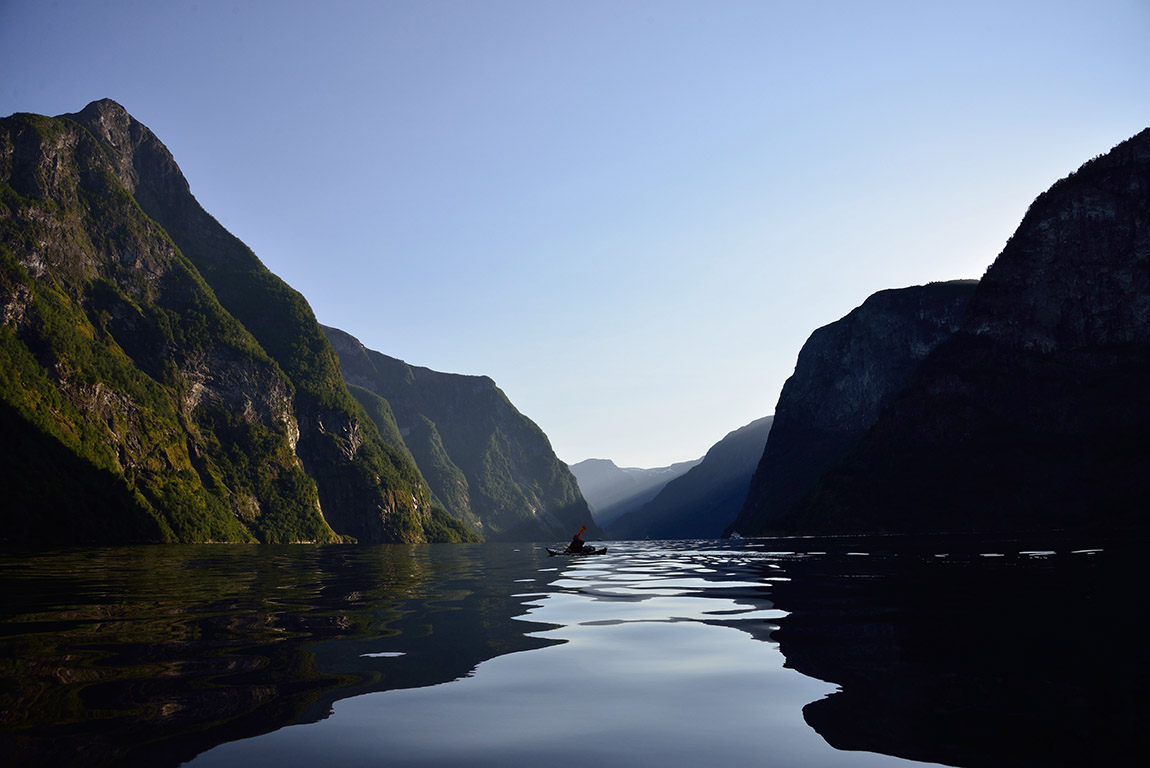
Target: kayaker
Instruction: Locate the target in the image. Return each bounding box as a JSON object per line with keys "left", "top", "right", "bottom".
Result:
{"left": 566, "top": 525, "right": 588, "bottom": 554}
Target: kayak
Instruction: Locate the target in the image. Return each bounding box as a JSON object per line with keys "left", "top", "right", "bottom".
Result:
{"left": 546, "top": 547, "right": 608, "bottom": 557}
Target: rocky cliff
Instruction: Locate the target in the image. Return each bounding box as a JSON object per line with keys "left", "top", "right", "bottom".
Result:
{"left": 322, "top": 326, "right": 600, "bottom": 541}
{"left": 729, "top": 281, "right": 977, "bottom": 536}
{"left": 0, "top": 100, "right": 469, "bottom": 543}
{"left": 610, "top": 416, "right": 772, "bottom": 540}
{"left": 743, "top": 127, "right": 1150, "bottom": 535}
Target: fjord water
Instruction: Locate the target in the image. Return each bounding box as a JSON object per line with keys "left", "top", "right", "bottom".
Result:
{"left": 1, "top": 538, "right": 1145, "bottom": 767}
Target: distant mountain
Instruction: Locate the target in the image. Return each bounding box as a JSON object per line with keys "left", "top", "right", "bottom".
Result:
{"left": 322, "top": 327, "right": 601, "bottom": 542}
{"left": 727, "top": 281, "right": 977, "bottom": 536}
{"left": 736, "top": 126, "right": 1150, "bottom": 535}
{"left": 0, "top": 100, "right": 472, "bottom": 544}
{"left": 611, "top": 416, "right": 773, "bottom": 540}
{"left": 569, "top": 457, "right": 700, "bottom": 528}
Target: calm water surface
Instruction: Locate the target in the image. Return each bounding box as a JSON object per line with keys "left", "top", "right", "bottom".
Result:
{"left": 1, "top": 537, "right": 1146, "bottom": 767}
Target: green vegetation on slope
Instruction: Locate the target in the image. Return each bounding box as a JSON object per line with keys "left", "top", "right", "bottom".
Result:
{"left": 1, "top": 101, "right": 464, "bottom": 544}
{"left": 0, "top": 111, "right": 337, "bottom": 542}
{"left": 322, "top": 325, "right": 599, "bottom": 541}
{"left": 66, "top": 97, "right": 439, "bottom": 543}
{"left": 346, "top": 383, "right": 413, "bottom": 462}
{"left": 405, "top": 416, "right": 479, "bottom": 531}
{"left": 347, "top": 384, "right": 480, "bottom": 541}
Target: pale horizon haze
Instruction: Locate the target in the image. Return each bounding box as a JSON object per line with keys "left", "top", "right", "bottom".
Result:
{"left": 2, "top": 1, "right": 1148, "bottom": 468}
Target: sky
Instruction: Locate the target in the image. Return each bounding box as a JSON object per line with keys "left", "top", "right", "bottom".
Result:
{"left": 2, "top": 1, "right": 1148, "bottom": 468}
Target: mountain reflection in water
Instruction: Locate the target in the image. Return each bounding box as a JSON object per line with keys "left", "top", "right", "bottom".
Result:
{"left": 765, "top": 534, "right": 1150, "bottom": 767}
{"left": 1, "top": 536, "right": 1146, "bottom": 767}
{"left": 0, "top": 544, "right": 561, "bottom": 767}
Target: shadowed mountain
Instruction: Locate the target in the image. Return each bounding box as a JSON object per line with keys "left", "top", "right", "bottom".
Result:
{"left": 610, "top": 416, "right": 773, "bottom": 540}
{"left": 322, "top": 326, "right": 601, "bottom": 542}
{"left": 0, "top": 99, "right": 470, "bottom": 543}
{"left": 728, "top": 281, "right": 977, "bottom": 536}
{"left": 770, "top": 127, "right": 1150, "bottom": 535}
{"left": 569, "top": 457, "right": 700, "bottom": 528}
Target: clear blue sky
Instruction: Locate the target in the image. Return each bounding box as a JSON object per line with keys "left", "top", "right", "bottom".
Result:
{"left": 2, "top": 1, "right": 1148, "bottom": 467}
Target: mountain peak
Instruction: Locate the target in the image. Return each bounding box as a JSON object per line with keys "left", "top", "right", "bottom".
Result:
{"left": 737, "top": 126, "right": 1150, "bottom": 536}
{"left": 574, "top": 458, "right": 619, "bottom": 469}
{"left": 65, "top": 99, "right": 141, "bottom": 154}
{"left": 61, "top": 99, "right": 191, "bottom": 206}
{"left": 72, "top": 97, "right": 132, "bottom": 123}
{"left": 0, "top": 103, "right": 451, "bottom": 544}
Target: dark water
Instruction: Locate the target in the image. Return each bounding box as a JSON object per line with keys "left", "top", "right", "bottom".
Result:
{"left": 1, "top": 536, "right": 1147, "bottom": 767}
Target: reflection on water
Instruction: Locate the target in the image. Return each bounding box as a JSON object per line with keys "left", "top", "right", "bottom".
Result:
{"left": 1, "top": 536, "right": 1146, "bottom": 767}
{"left": 186, "top": 542, "right": 868, "bottom": 768}
{"left": 765, "top": 534, "right": 1150, "bottom": 767}
{"left": 0, "top": 544, "right": 559, "bottom": 767}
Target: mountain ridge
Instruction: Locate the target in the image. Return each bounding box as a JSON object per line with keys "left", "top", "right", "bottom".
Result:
{"left": 569, "top": 457, "right": 700, "bottom": 528}
{"left": 0, "top": 99, "right": 471, "bottom": 543}
{"left": 323, "top": 325, "right": 601, "bottom": 541}
{"left": 736, "top": 127, "right": 1150, "bottom": 535}
{"left": 610, "top": 415, "right": 773, "bottom": 540}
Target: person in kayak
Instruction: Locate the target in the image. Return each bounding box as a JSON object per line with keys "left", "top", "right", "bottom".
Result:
{"left": 566, "top": 525, "right": 588, "bottom": 554}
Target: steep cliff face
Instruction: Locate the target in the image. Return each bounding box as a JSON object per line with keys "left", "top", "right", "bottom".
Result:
{"left": 610, "top": 416, "right": 772, "bottom": 540}
{"left": 778, "top": 128, "right": 1150, "bottom": 534}
{"left": 966, "top": 134, "right": 1150, "bottom": 355}
{"left": 730, "top": 281, "right": 978, "bottom": 536}
{"left": 323, "top": 326, "right": 600, "bottom": 541}
{"left": 0, "top": 100, "right": 446, "bottom": 543}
